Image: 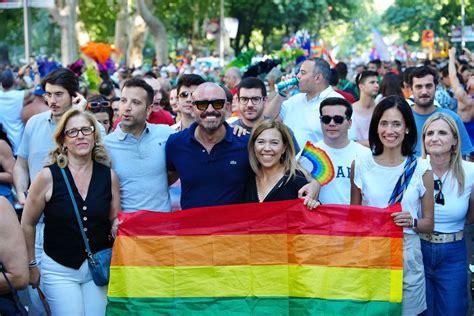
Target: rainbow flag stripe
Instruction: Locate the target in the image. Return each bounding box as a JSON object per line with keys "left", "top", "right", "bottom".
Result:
{"left": 107, "top": 200, "right": 403, "bottom": 315}
{"left": 299, "top": 141, "right": 335, "bottom": 186}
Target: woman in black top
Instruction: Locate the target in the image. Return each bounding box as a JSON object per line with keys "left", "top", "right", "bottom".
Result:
{"left": 244, "top": 119, "right": 318, "bottom": 208}
{"left": 21, "top": 109, "right": 121, "bottom": 315}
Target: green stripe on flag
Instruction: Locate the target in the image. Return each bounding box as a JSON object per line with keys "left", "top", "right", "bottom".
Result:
{"left": 107, "top": 296, "right": 401, "bottom": 315}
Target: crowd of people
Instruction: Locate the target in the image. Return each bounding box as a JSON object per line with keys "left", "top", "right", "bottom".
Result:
{"left": 0, "top": 46, "right": 473, "bottom": 315}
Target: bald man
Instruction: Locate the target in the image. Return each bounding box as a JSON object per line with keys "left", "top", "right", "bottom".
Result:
{"left": 224, "top": 67, "right": 241, "bottom": 95}
{"left": 143, "top": 76, "right": 174, "bottom": 125}
{"left": 166, "top": 82, "right": 250, "bottom": 209}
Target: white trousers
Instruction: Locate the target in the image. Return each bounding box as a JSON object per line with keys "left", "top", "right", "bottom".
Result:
{"left": 41, "top": 252, "right": 107, "bottom": 316}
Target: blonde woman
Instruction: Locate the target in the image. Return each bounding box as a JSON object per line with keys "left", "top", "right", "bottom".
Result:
{"left": 21, "top": 109, "right": 121, "bottom": 315}
{"left": 420, "top": 113, "right": 474, "bottom": 315}
{"left": 245, "top": 119, "right": 318, "bottom": 209}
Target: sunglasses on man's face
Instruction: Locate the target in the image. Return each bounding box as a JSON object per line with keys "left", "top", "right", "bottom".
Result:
{"left": 193, "top": 99, "right": 226, "bottom": 111}
{"left": 320, "top": 115, "right": 346, "bottom": 125}
{"left": 179, "top": 91, "right": 191, "bottom": 99}
{"left": 434, "top": 179, "right": 445, "bottom": 205}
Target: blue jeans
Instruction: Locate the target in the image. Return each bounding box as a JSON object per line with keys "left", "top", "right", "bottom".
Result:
{"left": 420, "top": 239, "right": 468, "bottom": 316}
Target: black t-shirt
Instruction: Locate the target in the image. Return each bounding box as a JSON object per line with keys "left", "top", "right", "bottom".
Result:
{"left": 43, "top": 162, "right": 113, "bottom": 269}
{"left": 244, "top": 169, "right": 308, "bottom": 203}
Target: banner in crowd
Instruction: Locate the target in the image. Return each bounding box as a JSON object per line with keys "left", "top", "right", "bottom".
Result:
{"left": 107, "top": 200, "right": 403, "bottom": 315}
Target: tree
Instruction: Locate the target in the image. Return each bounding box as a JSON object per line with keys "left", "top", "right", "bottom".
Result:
{"left": 383, "top": 0, "right": 474, "bottom": 45}
{"left": 49, "top": 0, "right": 78, "bottom": 65}
{"left": 136, "top": 0, "right": 169, "bottom": 64}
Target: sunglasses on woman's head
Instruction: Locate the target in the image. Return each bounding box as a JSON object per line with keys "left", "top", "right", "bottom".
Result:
{"left": 88, "top": 101, "right": 110, "bottom": 109}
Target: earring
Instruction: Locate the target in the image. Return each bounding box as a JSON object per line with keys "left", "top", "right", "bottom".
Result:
{"left": 57, "top": 146, "right": 68, "bottom": 168}
{"left": 405, "top": 130, "right": 409, "bottom": 134}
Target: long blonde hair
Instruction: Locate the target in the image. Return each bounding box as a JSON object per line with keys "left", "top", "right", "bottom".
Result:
{"left": 421, "top": 113, "right": 464, "bottom": 194}
{"left": 48, "top": 109, "right": 111, "bottom": 168}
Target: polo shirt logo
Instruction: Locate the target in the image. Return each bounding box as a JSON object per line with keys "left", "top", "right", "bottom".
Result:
{"left": 230, "top": 160, "right": 237, "bottom": 165}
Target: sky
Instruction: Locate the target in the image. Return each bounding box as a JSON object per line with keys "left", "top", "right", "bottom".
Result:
{"left": 373, "top": 0, "right": 395, "bottom": 13}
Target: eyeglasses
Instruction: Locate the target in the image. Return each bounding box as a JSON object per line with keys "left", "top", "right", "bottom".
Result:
{"left": 87, "top": 101, "right": 110, "bottom": 109}
{"left": 193, "top": 99, "right": 226, "bottom": 111}
{"left": 179, "top": 91, "right": 191, "bottom": 99}
{"left": 64, "top": 126, "right": 95, "bottom": 138}
{"left": 320, "top": 115, "right": 346, "bottom": 125}
{"left": 434, "top": 179, "right": 445, "bottom": 205}
{"left": 239, "top": 96, "right": 263, "bottom": 105}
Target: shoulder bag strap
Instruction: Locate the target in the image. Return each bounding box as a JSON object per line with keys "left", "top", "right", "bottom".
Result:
{"left": 0, "top": 263, "right": 27, "bottom": 315}
{"left": 60, "top": 167, "right": 94, "bottom": 263}
{"left": 388, "top": 155, "right": 418, "bottom": 206}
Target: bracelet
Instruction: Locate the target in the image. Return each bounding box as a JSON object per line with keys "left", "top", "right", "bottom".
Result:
{"left": 278, "top": 91, "right": 288, "bottom": 98}
{"left": 28, "top": 259, "right": 38, "bottom": 268}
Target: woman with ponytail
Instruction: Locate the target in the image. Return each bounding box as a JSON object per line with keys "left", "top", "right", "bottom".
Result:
{"left": 21, "top": 109, "right": 121, "bottom": 315}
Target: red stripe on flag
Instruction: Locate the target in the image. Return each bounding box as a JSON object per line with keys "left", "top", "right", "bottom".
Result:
{"left": 117, "top": 200, "right": 403, "bottom": 238}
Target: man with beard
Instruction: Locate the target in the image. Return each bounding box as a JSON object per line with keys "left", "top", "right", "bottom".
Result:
{"left": 166, "top": 82, "right": 320, "bottom": 210}
{"left": 104, "top": 78, "right": 174, "bottom": 212}
{"left": 409, "top": 66, "right": 472, "bottom": 156}
{"left": 166, "top": 82, "right": 251, "bottom": 210}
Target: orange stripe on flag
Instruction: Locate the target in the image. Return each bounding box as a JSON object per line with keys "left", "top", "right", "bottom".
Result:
{"left": 112, "top": 234, "right": 403, "bottom": 269}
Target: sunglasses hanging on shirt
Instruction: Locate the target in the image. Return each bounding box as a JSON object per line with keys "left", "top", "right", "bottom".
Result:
{"left": 433, "top": 179, "right": 445, "bottom": 205}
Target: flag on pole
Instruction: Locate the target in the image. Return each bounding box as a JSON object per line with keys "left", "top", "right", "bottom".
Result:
{"left": 107, "top": 200, "right": 403, "bottom": 315}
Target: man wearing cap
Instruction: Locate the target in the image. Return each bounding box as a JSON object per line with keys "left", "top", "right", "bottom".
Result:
{"left": 0, "top": 67, "right": 40, "bottom": 154}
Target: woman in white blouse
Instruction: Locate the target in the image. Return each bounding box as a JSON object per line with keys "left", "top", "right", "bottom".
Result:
{"left": 350, "top": 95, "right": 434, "bottom": 316}
{"left": 420, "top": 113, "right": 474, "bottom": 315}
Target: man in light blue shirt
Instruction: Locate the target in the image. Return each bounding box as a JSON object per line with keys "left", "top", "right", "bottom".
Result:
{"left": 104, "top": 78, "right": 174, "bottom": 212}
{"left": 408, "top": 66, "right": 472, "bottom": 156}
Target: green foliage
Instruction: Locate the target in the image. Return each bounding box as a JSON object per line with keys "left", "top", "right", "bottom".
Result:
{"left": 271, "top": 48, "right": 306, "bottom": 68}
{"left": 0, "top": 8, "right": 60, "bottom": 63}
{"left": 78, "top": 0, "right": 117, "bottom": 43}
{"left": 226, "top": 49, "right": 256, "bottom": 72}
{"left": 383, "top": 0, "right": 474, "bottom": 45}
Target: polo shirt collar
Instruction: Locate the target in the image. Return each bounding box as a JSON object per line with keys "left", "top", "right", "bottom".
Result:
{"left": 188, "top": 122, "right": 234, "bottom": 143}
{"left": 116, "top": 122, "right": 150, "bottom": 141}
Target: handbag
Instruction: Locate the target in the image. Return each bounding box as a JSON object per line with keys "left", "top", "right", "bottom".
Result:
{"left": 60, "top": 167, "right": 112, "bottom": 287}
{"left": 0, "top": 263, "right": 28, "bottom": 316}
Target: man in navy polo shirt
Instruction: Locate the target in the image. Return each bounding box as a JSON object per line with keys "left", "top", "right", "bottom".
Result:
{"left": 166, "top": 82, "right": 251, "bottom": 209}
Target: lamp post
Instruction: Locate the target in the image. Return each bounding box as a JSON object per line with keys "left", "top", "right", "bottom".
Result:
{"left": 23, "top": 0, "right": 32, "bottom": 61}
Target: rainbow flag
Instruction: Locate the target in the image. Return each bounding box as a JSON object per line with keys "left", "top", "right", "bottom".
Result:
{"left": 299, "top": 141, "right": 335, "bottom": 186}
{"left": 107, "top": 200, "right": 403, "bottom": 315}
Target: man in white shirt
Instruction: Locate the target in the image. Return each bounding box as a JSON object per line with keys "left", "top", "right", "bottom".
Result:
{"left": 264, "top": 58, "right": 355, "bottom": 149}
{"left": 315, "top": 97, "right": 371, "bottom": 204}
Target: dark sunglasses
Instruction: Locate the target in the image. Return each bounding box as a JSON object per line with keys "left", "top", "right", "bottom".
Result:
{"left": 179, "top": 91, "right": 191, "bottom": 99}
{"left": 88, "top": 101, "right": 110, "bottom": 109}
{"left": 193, "top": 99, "right": 226, "bottom": 111}
{"left": 320, "top": 115, "right": 346, "bottom": 125}
{"left": 434, "top": 179, "right": 445, "bottom": 205}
